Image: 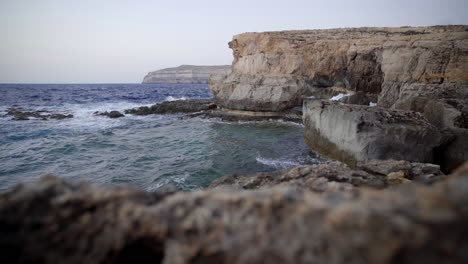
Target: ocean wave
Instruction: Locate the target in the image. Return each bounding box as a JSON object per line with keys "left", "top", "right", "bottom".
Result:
{"left": 165, "top": 96, "right": 187, "bottom": 101}
{"left": 256, "top": 156, "right": 302, "bottom": 169}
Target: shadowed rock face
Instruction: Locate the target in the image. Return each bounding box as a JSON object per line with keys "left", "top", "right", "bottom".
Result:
{"left": 142, "top": 65, "right": 231, "bottom": 84}
{"left": 303, "top": 99, "right": 442, "bottom": 166}
{"left": 210, "top": 26, "right": 468, "bottom": 112}
{"left": 1, "top": 162, "right": 467, "bottom": 264}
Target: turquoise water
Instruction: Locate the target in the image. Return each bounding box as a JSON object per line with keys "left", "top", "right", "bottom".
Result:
{"left": 0, "top": 84, "right": 322, "bottom": 191}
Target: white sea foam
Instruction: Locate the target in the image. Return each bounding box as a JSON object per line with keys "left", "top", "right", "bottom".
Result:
{"left": 330, "top": 93, "right": 351, "bottom": 101}
{"left": 256, "top": 156, "right": 302, "bottom": 169}
{"left": 369, "top": 102, "right": 377, "bottom": 107}
{"left": 165, "top": 96, "right": 187, "bottom": 101}
{"left": 50, "top": 101, "right": 153, "bottom": 130}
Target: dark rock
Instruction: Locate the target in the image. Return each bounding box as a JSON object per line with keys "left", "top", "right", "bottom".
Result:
{"left": 124, "top": 100, "right": 216, "bottom": 116}
{"left": 95, "top": 111, "right": 125, "bottom": 118}
{"left": 49, "top": 114, "right": 74, "bottom": 120}
{"left": 0, "top": 163, "right": 467, "bottom": 264}
{"left": 6, "top": 108, "right": 73, "bottom": 121}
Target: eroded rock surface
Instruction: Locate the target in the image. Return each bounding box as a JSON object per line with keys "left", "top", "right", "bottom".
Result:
{"left": 210, "top": 159, "right": 446, "bottom": 191}
{"left": 0, "top": 162, "right": 466, "bottom": 264}
{"left": 303, "top": 99, "right": 441, "bottom": 166}
{"left": 210, "top": 26, "right": 468, "bottom": 170}
{"left": 211, "top": 26, "right": 468, "bottom": 113}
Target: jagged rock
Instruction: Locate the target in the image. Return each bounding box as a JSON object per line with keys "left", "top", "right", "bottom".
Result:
{"left": 6, "top": 108, "right": 73, "bottom": 121}
{"left": 95, "top": 111, "right": 125, "bottom": 118}
{"left": 124, "top": 100, "right": 216, "bottom": 115}
{"left": 210, "top": 26, "right": 468, "bottom": 112}
{"left": 142, "top": 65, "right": 231, "bottom": 84}
{"left": 303, "top": 99, "right": 441, "bottom": 166}
{"left": 210, "top": 160, "right": 445, "bottom": 191}
{"left": 0, "top": 163, "right": 467, "bottom": 264}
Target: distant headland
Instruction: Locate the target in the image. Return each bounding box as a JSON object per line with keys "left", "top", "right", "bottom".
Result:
{"left": 142, "top": 65, "right": 231, "bottom": 84}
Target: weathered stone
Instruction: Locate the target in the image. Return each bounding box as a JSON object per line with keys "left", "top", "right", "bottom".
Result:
{"left": 387, "top": 171, "right": 412, "bottom": 185}
{"left": 303, "top": 99, "right": 442, "bottom": 166}
{"left": 210, "top": 160, "right": 445, "bottom": 191}
{"left": 210, "top": 26, "right": 468, "bottom": 112}
{"left": 0, "top": 163, "right": 466, "bottom": 264}
{"left": 143, "top": 65, "right": 231, "bottom": 84}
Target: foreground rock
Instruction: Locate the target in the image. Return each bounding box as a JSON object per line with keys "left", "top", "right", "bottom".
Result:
{"left": 303, "top": 99, "right": 441, "bottom": 166}
{"left": 124, "top": 99, "right": 216, "bottom": 116}
{"left": 4, "top": 108, "right": 73, "bottom": 121}
{"left": 143, "top": 65, "right": 231, "bottom": 84}
{"left": 1, "top": 162, "right": 466, "bottom": 264}
{"left": 210, "top": 159, "right": 446, "bottom": 191}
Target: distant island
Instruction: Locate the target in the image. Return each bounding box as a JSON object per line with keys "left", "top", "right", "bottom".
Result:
{"left": 142, "top": 65, "right": 231, "bottom": 84}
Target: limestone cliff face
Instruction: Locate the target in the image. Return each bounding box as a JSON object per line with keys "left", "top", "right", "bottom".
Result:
{"left": 210, "top": 26, "right": 468, "bottom": 112}
{"left": 211, "top": 26, "right": 468, "bottom": 171}
{"left": 143, "top": 65, "right": 231, "bottom": 84}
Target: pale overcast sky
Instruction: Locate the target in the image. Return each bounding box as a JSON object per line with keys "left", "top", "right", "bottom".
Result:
{"left": 1, "top": 0, "right": 467, "bottom": 83}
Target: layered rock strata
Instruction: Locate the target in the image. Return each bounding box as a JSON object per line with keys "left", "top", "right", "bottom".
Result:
{"left": 210, "top": 26, "right": 468, "bottom": 112}
{"left": 143, "top": 65, "right": 231, "bottom": 84}
{"left": 1, "top": 161, "right": 466, "bottom": 264}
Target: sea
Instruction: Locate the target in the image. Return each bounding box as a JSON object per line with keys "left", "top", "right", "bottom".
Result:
{"left": 0, "top": 83, "right": 323, "bottom": 192}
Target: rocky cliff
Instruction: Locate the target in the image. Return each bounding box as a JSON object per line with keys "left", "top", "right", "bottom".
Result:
{"left": 143, "top": 65, "right": 231, "bottom": 84}
{"left": 210, "top": 26, "right": 467, "bottom": 112}
{"left": 210, "top": 26, "right": 468, "bottom": 171}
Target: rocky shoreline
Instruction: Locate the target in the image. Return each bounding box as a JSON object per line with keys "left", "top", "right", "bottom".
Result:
{"left": 1, "top": 161, "right": 467, "bottom": 263}
{"left": 1, "top": 26, "right": 468, "bottom": 263}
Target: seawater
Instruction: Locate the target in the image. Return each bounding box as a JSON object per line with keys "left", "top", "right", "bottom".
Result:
{"left": 0, "top": 83, "right": 322, "bottom": 191}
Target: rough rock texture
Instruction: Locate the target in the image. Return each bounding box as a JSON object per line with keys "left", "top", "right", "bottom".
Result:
{"left": 210, "top": 26, "right": 468, "bottom": 112}
{"left": 303, "top": 99, "right": 441, "bottom": 166}
{"left": 143, "top": 65, "right": 231, "bottom": 84}
{"left": 1, "top": 162, "right": 467, "bottom": 264}
{"left": 210, "top": 159, "right": 446, "bottom": 191}
{"left": 124, "top": 100, "right": 216, "bottom": 115}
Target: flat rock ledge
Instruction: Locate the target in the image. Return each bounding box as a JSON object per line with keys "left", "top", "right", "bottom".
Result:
{"left": 1, "top": 161, "right": 467, "bottom": 264}
{"left": 124, "top": 99, "right": 216, "bottom": 115}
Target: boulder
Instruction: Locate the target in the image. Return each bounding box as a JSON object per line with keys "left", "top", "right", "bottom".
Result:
{"left": 303, "top": 99, "right": 442, "bottom": 166}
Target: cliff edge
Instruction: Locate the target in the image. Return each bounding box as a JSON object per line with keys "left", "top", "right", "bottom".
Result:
{"left": 143, "top": 65, "right": 231, "bottom": 84}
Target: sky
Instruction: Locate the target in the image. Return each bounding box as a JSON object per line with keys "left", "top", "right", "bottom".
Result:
{"left": 1, "top": 0, "right": 467, "bottom": 83}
